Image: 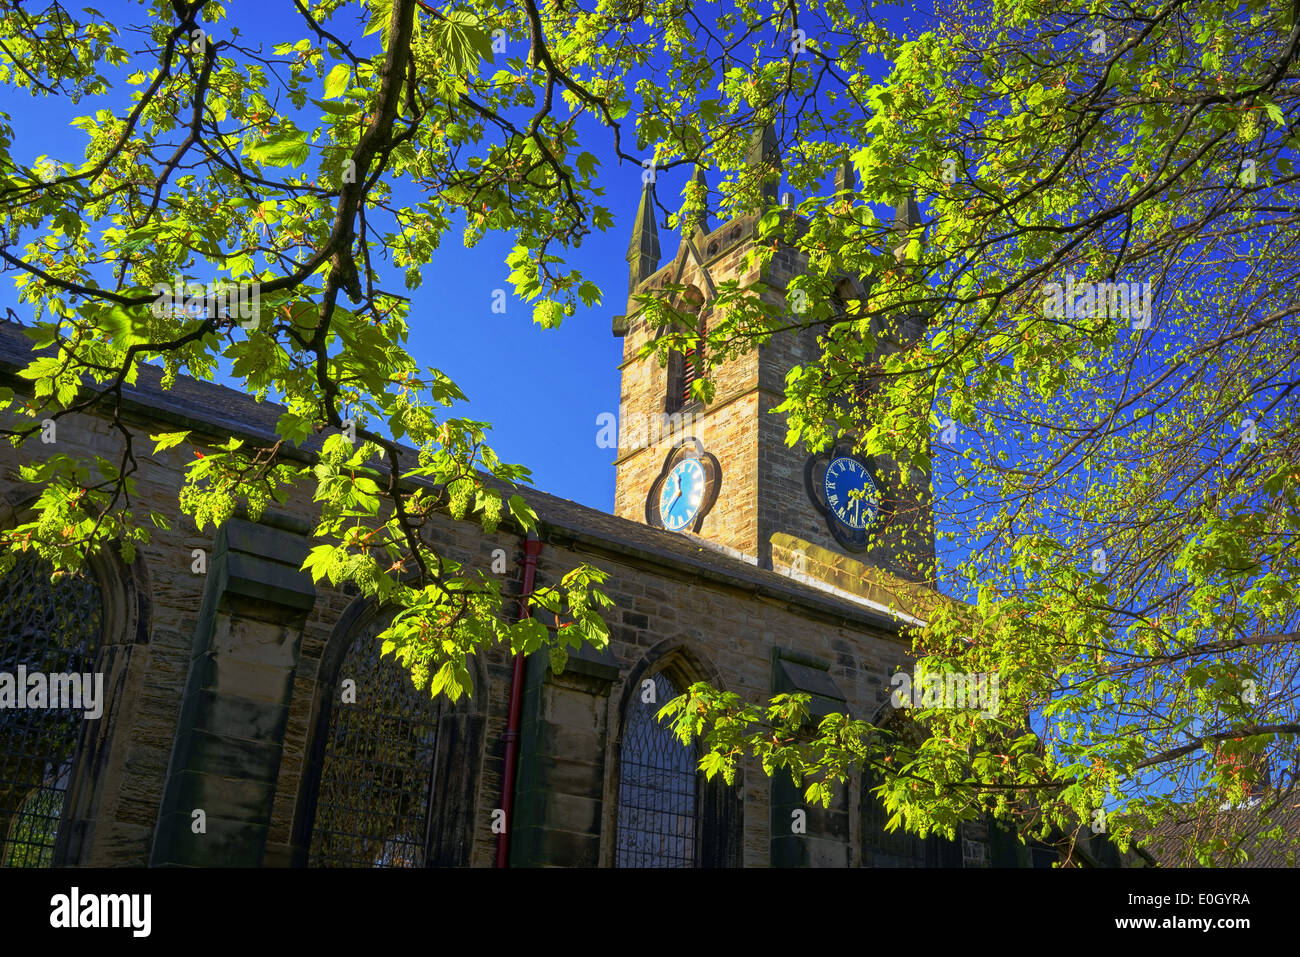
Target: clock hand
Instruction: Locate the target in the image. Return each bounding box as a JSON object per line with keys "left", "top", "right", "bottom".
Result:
{"left": 664, "top": 475, "right": 682, "bottom": 515}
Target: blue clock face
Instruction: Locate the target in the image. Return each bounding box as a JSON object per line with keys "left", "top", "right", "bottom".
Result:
{"left": 823, "top": 456, "right": 880, "bottom": 531}
{"left": 659, "top": 457, "right": 706, "bottom": 531}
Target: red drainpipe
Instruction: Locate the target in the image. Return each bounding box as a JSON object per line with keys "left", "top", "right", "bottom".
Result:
{"left": 495, "top": 534, "right": 542, "bottom": 867}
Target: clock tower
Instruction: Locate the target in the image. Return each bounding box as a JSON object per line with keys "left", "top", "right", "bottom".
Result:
{"left": 611, "top": 143, "right": 936, "bottom": 591}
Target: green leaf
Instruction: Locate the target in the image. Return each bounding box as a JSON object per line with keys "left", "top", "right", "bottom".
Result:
{"left": 149, "top": 430, "right": 191, "bottom": 454}
{"left": 364, "top": 0, "right": 395, "bottom": 47}
{"left": 324, "top": 63, "right": 350, "bottom": 99}
{"left": 430, "top": 661, "right": 465, "bottom": 702}
{"left": 247, "top": 130, "right": 310, "bottom": 168}
{"left": 19, "top": 355, "right": 62, "bottom": 381}
{"left": 507, "top": 493, "right": 536, "bottom": 529}
{"left": 513, "top": 617, "right": 549, "bottom": 655}
{"left": 312, "top": 98, "right": 361, "bottom": 116}
{"left": 429, "top": 10, "right": 494, "bottom": 75}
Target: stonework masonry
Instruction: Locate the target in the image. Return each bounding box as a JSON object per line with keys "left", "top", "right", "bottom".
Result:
{"left": 0, "top": 183, "right": 998, "bottom": 869}
{"left": 614, "top": 208, "right": 934, "bottom": 583}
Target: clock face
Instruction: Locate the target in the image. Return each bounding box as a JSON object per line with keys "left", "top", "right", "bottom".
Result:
{"left": 823, "top": 456, "right": 880, "bottom": 531}
{"left": 658, "top": 457, "right": 706, "bottom": 531}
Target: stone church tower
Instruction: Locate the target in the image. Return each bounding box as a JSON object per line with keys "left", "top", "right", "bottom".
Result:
{"left": 612, "top": 141, "right": 936, "bottom": 605}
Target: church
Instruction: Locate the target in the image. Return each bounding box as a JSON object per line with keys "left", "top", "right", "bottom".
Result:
{"left": 0, "top": 151, "right": 1076, "bottom": 868}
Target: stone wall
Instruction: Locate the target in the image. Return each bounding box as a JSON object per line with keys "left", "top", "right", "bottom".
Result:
{"left": 1, "top": 329, "right": 988, "bottom": 869}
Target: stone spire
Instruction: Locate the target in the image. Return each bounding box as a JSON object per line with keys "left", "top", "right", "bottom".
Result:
{"left": 893, "top": 191, "right": 922, "bottom": 263}
{"left": 833, "top": 155, "right": 855, "bottom": 196}
{"left": 684, "top": 164, "right": 710, "bottom": 237}
{"left": 894, "top": 192, "right": 922, "bottom": 234}
{"left": 626, "top": 182, "right": 661, "bottom": 292}
{"left": 746, "top": 121, "right": 780, "bottom": 206}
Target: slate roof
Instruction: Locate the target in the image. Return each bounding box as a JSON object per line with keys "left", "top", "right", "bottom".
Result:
{"left": 1135, "top": 796, "right": 1300, "bottom": 868}
{"left": 0, "top": 319, "right": 920, "bottom": 634}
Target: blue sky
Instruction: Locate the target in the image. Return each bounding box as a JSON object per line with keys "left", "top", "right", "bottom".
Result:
{"left": 0, "top": 0, "right": 702, "bottom": 514}
{"left": 0, "top": 2, "right": 942, "bottom": 518}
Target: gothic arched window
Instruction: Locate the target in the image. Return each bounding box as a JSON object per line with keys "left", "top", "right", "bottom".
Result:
{"left": 860, "top": 765, "right": 962, "bottom": 867}
{"left": 0, "top": 553, "right": 103, "bottom": 867}
{"left": 615, "top": 670, "right": 699, "bottom": 867}
{"left": 306, "top": 615, "right": 441, "bottom": 867}
{"left": 861, "top": 705, "right": 961, "bottom": 868}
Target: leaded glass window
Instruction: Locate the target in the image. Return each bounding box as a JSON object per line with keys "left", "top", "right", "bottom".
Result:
{"left": 0, "top": 553, "right": 103, "bottom": 867}
{"left": 861, "top": 766, "right": 962, "bottom": 867}
{"left": 307, "top": 616, "right": 440, "bottom": 867}
{"left": 616, "top": 670, "right": 698, "bottom": 867}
